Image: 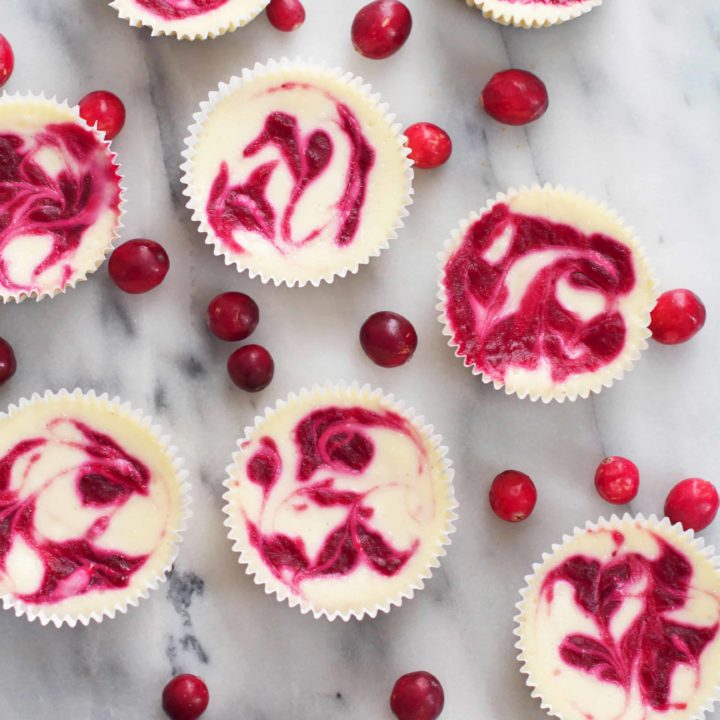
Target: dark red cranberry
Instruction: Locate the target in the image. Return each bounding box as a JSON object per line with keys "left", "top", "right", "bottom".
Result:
{"left": 162, "top": 674, "right": 209, "bottom": 720}
{"left": 665, "top": 478, "right": 719, "bottom": 532}
{"left": 207, "top": 292, "right": 259, "bottom": 342}
{"left": 78, "top": 91, "right": 126, "bottom": 140}
{"left": 481, "top": 69, "right": 549, "bottom": 126}
{"left": 266, "top": 0, "right": 305, "bottom": 31}
{"left": 109, "top": 239, "right": 170, "bottom": 294}
{"left": 404, "top": 123, "right": 452, "bottom": 169}
{"left": 390, "top": 671, "right": 444, "bottom": 720}
{"left": 489, "top": 470, "right": 537, "bottom": 522}
{"left": 227, "top": 344, "right": 274, "bottom": 392}
{"left": 649, "top": 289, "right": 706, "bottom": 345}
{"left": 594, "top": 456, "right": 640, "bottom": 505}
{"left": 360, "top": 311, "right": 417, "bottom": 368}
{"left": 0, "top": 337, "right": 16, "bottom": 386}
{"left": 352, "top": 1, "right": 412, "bottom": 60}
{"left": 0, "top": 35, "right": 14, "bottom": 88}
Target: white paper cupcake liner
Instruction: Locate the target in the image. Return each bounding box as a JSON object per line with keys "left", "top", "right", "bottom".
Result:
{"left": 0, "top": 389, "right": 191, "bottom": 627}
{"left": 180, "top": 57, "right": 414, "bottom": 288}
{"left": 515, "top": 514, "right": 720, "bottom": 720}
{"left": 465, "top": 0, "right": 602, "bottom": 28}
{"left": 108, "top": 0, "right": 269, "bottom": 41}
{"left": 222, "top": 382, "right": 457, "bottom": 621}
{"left": 436, "top": 184, "right": 659, "bottom": 403}
{"left": 0, "top": 92, "right": 126, "bottom": 304}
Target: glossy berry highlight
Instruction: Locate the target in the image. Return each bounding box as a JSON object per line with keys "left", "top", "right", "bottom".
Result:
{"left": 162, "top": 674, "right": 209, "bottom": 720}
{"left": 360, "top": 311, "right": 418, "bottom": 368}
{"left": 489, "top": 469, "right": 537, "bottom": 522}
{"left": 207, "top": 292, "right": 259, "bottom": 342}
{"left": 109, "top": 239, "right": 170, "bottom": 294}
{"left": 352, "top": 1, "right": 412, "bottom": 60}
{"left": 227, "top": 344, "right": 274, "bottom": 392}
{"left": 650, "top": 289, "right": 706, "bottom": 345}
{"left": 481, "top": 69, "right": 548, "bottom": 126}
{"left": 390, "top": 671, "right": 444, "bottom": 720}
{"left": 78, "top": 90, "right": 126, "bottom": 140}
{"left": 0, "top": 35, "right": 14, "bottom": 88}
{"left": 665, "top": 478, "right": 719, "bottom": 532}
{"left": 594, "top": 456, "right": 640, "bottom": 505}
{"left": 0, "top": 337, "right": 16, "bottom": 386}
{"left": 266, "top": 0, "right": 305, "bottom": 31}
{"left": 405, "top": 123, "right": 452, "bottom": 169}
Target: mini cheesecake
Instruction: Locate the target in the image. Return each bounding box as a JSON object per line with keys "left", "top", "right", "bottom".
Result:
{"left": 466, "top": 0, "right": 603, "bottom": 28}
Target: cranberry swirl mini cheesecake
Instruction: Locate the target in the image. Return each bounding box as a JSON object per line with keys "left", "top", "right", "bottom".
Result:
{"left": 108, "top": 0, "right": 269, "bottom": 40}
{"left": 222, "top": 384, "right": 457, "bottom": 620}
{"left": 0, "top": 390, "right": 189, "bottom": 626}
{"left": 516, "top": 516, "right": 720, "bottom": 720}
{"left": 438, "top": 186, "right": 657, "bottom": 402}
{"left": 465, "top": 0, "right": 603, "bottom": 27}
{"left": 0, "top": 94, "right": 124, "bottom": 303}
{"left": 182, "top": 60, "right": 413, "bottom": 287}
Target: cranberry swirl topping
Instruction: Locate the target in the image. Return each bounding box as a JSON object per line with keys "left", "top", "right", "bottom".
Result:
{"left": 0, "top": 121, "right": 121, "bottom": 295}
{"left": 443, "top": 202, "right": 637, "bottom": 384}
{"left": 0, "top": 419, "right": 151, "bottom": 605}
{"left": 133, "top": 0, "right": 232, "bottom": 20}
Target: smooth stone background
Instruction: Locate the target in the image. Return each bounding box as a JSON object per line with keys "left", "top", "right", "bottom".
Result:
{"left": 1, "top": 0, "right": 719, "bottom": 718}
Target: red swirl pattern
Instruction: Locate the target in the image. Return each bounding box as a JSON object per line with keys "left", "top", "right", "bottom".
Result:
{"left": 0, "top": 122, "right": 121, "bottom": 295}
{"left": 443, "top": 202, "right": 637, "bottom": 384}
{"left": 541, "top": 532, "right": 718, "bottom": 712}
{"left": 134, "top": 0, "right": 232, "bottom": 20}
{"left": 0, "top": 420, "right": 151, "bottom": 605}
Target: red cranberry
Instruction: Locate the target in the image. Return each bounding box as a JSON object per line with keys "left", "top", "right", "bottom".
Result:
{"left": 0, "top": 337, "right": 16, "bottom": 386}
{"left": 227, "top": 344, "right": 274, "bottom": 392}
{"left": 109, "top": 239, "right": 169, "bottom": 294}
{"left": 390, "top": 671, "right": 444, "bottom": 720}
{"left": 649, "top": 289, "right": 706, "bottom": 345}
{"left": 489, "top": 470, "right": 537, "bottom": 522}
{"left": 0, "top": 35, "right": 14, "bottom": 88}
{"left": 78, "top": 91, "right": 126, "bottom": 140}
{"left": 352, "top": 1, "right": 412, "bottom": 60}
{"left": 404, "top": 123, "right": 452, "bottom": 170}
{"left": 360, "top": 311, "right": 417, "bottom": 368}
{"left": 665, "top": 478, "right": 719, "bottom": 532}
{"left": 207, "top": 292, "right": 259, "bottom": 342}
{"left": 481, "top": 69, "right": 549, "bottom": 126}
{"left": 594, "top": 456, "right": 639, "bottom": 504}
{"left": 266, "top": 0, "right": 305, "bottom": 31}
{"left": 162, "top": 674, "right": 209, "bottom": 720}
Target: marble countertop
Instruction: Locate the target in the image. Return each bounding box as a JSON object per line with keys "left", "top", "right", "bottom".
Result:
{"left": 1, "top": 0, "right": 720, "bottom": 718}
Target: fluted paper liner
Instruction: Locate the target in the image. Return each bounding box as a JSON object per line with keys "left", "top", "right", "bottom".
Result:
{"left": 222, "top": 382, "right": 457, "bottom": 621}
{"left": 465, "top": 0, "right": 602, "bottom": 28}
{"left": 0, "top": 389, "right": 191, "bottom": 627}
{"left": 181, "top": 58, "right": 414, "bottom": 288}
{"left": 436, "top": 184, "right": 659, "bottom": 403}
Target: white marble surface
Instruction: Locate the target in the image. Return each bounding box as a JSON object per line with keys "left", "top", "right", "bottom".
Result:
{"left": 0, "top": 0, "right": 719, "bottom": 718}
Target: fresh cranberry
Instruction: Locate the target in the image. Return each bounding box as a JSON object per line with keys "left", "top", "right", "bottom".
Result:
{"left": 207, "top": 292, "right": 259, "bottom": 342}
{"left": 404, "top": 123, "right": 452, "bottom": 170}
{"left": 594, "top": 456, "right": 640, "bottom": 505}
{"left": 227, "top": 345, "right": 274, "bottom": 392}
{"left": 109, "top": 239, "right": 169, "bottom": 294}
{"left": 665, "top": 478, "right": 719, "bottom": 532}
{"left": 489, "top": 470, "right": 537, "bottom": 522}
{"left": 481, "top": 69, "right": 549, "bottom": 126}
{"left": 0, "top": 35, "right": 14, "bottom": 88}
{"left": 360, "top": 311, "right": 417, "bottom": 368}
{"left": 266, "top": 0, "right": 305, "bottom": 31}
{"left": 0, "top": 337, "right": 16, "bottom": 386}
{"left": 390, "top": 671, "right": 444, "bottom": 720}
{"left": 649, "top": 289, "right": 706, "bottom": 345}
{"left": 162, "top": 674, "right": 209, "bottom": 720}
{"left": 352, "top": 1, "right": 412, "bottom": 60}
{"left": 78, "top": 91, "right": 126, "bottom": 140}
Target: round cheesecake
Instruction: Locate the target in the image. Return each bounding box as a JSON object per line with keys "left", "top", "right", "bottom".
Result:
{"left": 438, "top": 186, "right": 657, "bottom": 402}
{"left": 0, "top": 95, "right": 123, "bottom": 303}
{"left": 466, "top": 0, "right": 603, "bottom": 28}
{"left": 516, "top": 516, "right": 720, "bottom": 720}
{"left": 0, "top": 391, "right": 188, "bottom": 625}
{"left": 182, "top": 60, "right": 413, "bottom": 287}
{"left": 109, "top": 0, "right": 268, "bottom": 39}
{"left": 222, "top": 385, "right": 456, "bottom": 620}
